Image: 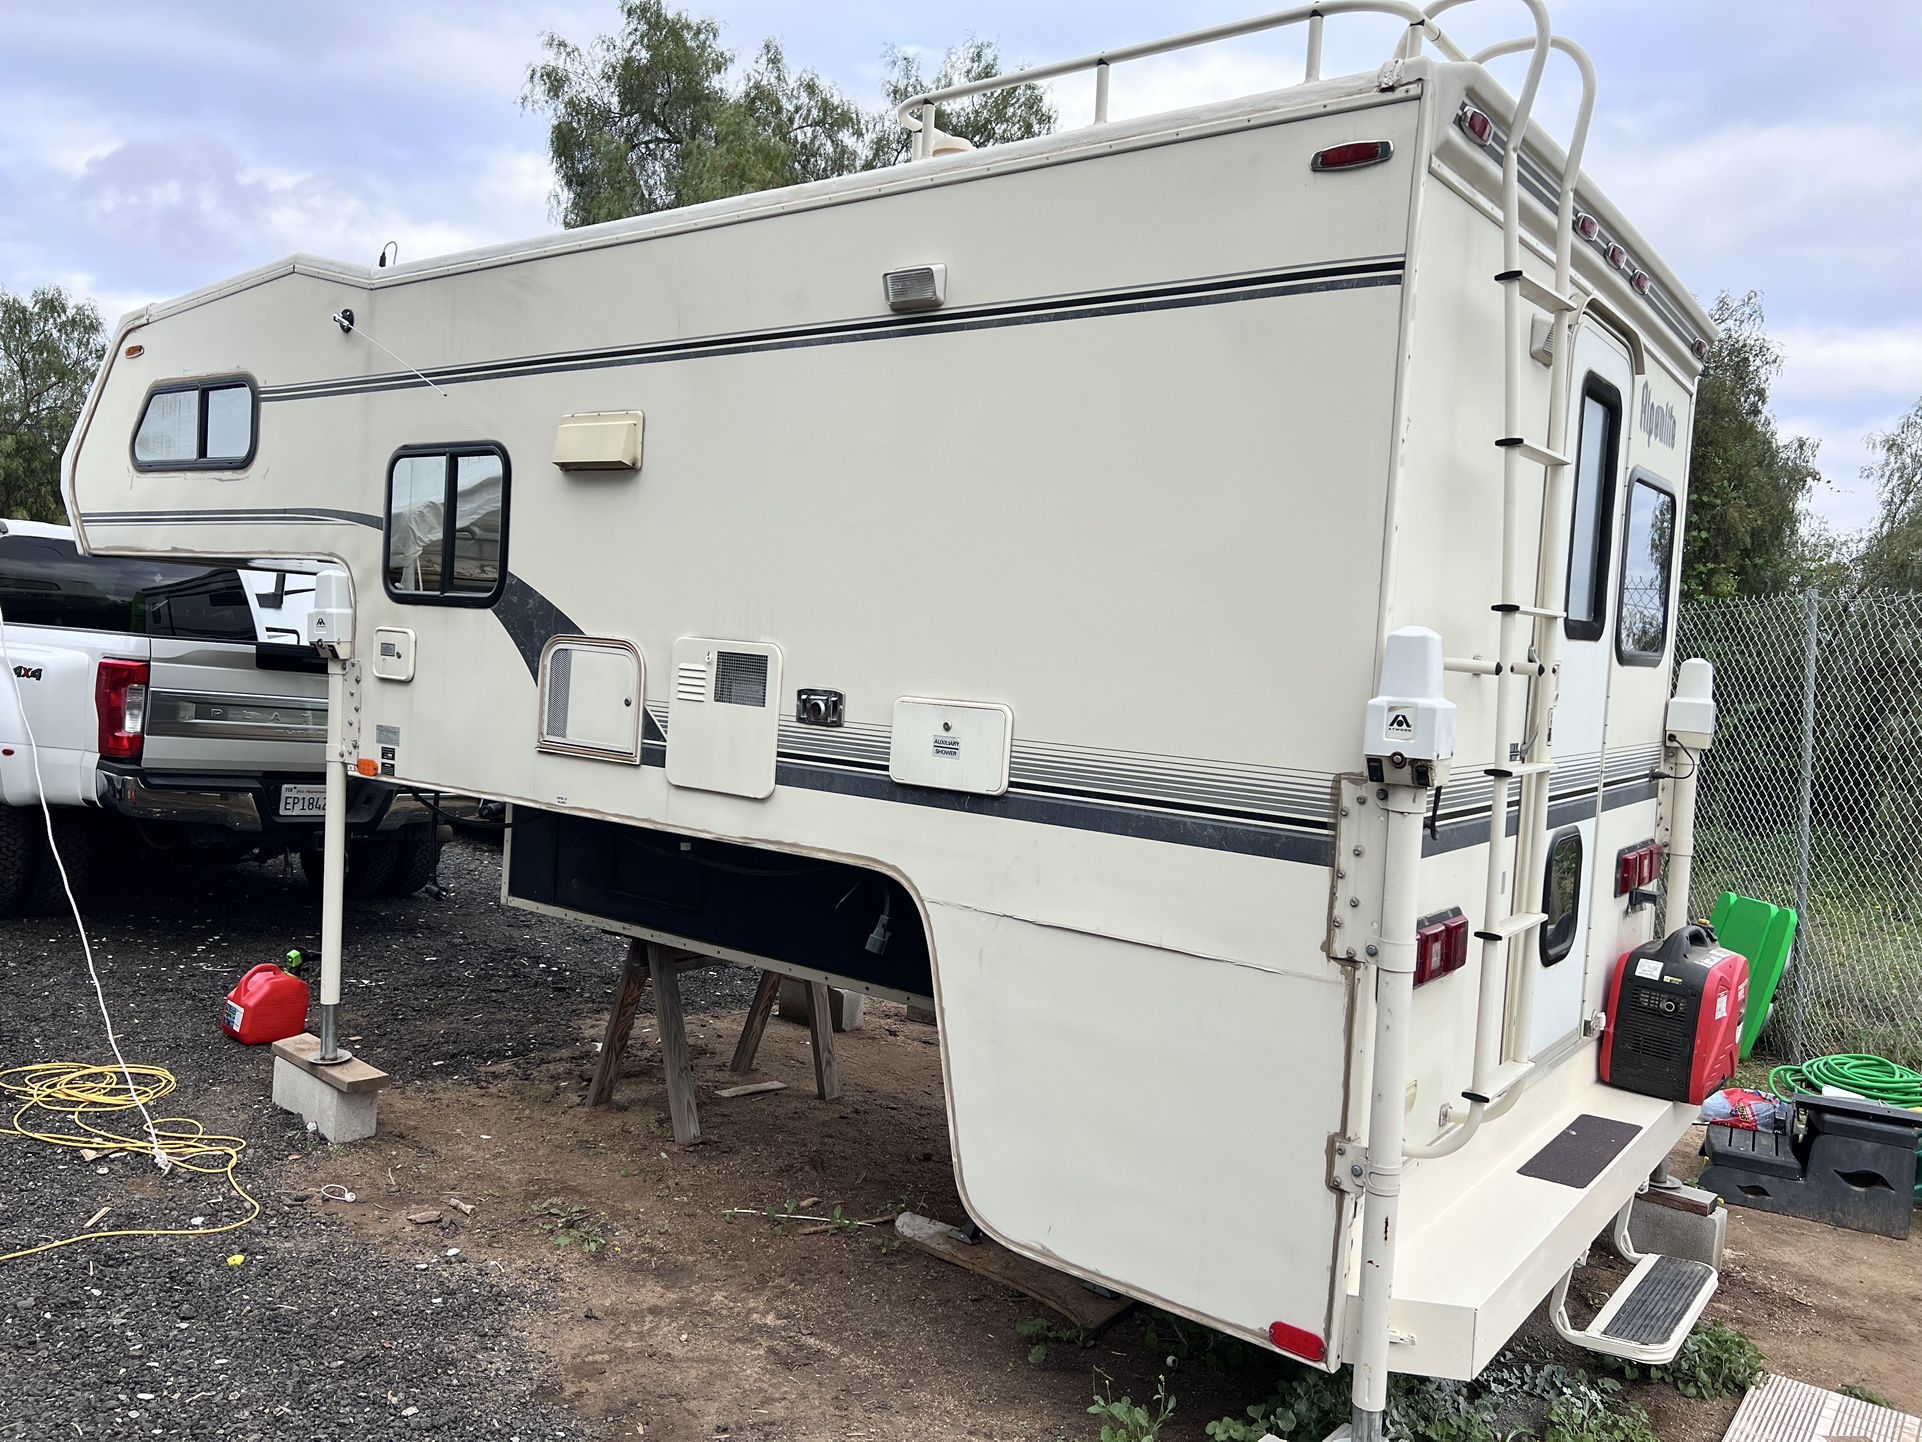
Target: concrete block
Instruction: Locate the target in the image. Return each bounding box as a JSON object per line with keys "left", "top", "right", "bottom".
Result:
{"left": 777, "top": 978, "right": 864, "bottom": 1031}
{"left": 273, "top": 1057, "right": 381, "bottom": 1143}
{"left": 906, "top": 1002, "right": 937, "bottom": 1026}
{"left": 1629, "top": 1185, "right": 1727, "bottom": 1270}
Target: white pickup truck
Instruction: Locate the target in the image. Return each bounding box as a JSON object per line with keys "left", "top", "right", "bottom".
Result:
{"left": 0, "top": 519, "right": 437, "bottom": 913}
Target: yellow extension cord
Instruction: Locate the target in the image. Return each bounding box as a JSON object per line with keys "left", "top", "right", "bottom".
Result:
{"left": 0, "top": 1061, "right": 258, "bottom": 1263}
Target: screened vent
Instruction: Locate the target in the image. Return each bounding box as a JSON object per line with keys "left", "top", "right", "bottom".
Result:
{"left": 713, "top": 651, "right": 769, "bottom": 708}
{"left": 665, "top": 637, "right": 782, "bottom": 799}
{"left": 675, "top": 661, "right": 709, "bottom": 704}
{"left": 537, "top": 637, "right": 643, "bottom": 764}
{"left": 545, "top": 648, "right": 573, "bottom": 736}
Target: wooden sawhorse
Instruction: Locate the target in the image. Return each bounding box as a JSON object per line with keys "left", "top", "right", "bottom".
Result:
{"left": 585, "top": 939, "right": 841, "bottom": 1143}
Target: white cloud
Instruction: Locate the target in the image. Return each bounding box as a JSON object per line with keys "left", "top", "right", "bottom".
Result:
{"left": 1775, "top": 326, "right": 1922, "bottom": 408}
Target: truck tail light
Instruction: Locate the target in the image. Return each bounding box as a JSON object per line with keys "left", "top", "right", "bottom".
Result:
{"left": 1414, "top": 907, "right": 1469, "bottom": 985}
{"left": 96, "top": 657, "right": 150, "bottom": 761}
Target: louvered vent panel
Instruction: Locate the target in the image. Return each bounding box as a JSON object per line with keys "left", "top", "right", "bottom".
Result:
{"left": 713, "top": 651, "right": 769, "bottom": 708}
{"left": 544, "top": 648, "right": 572, "bottom": 736}
{"left": 675, "top": 661, "right": 709, "bottom": 703}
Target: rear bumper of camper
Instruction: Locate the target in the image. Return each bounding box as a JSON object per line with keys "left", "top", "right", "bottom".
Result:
{"left": 1342, "top": 1051, "right": 1694, "bottom": 1379}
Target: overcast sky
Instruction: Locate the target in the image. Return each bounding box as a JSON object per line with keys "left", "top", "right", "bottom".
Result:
{"left": 4, "top": 0, "right": 1917, "bottom": 532}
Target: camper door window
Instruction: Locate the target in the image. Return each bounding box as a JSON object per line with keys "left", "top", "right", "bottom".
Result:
{"left": 1540, "top": 827, "right": 1583, "bottom": 965}
{"left": 1616, "top": 474, "right": 1675, "bottom": 665}
{"left": 1563, "top": 377, "right": 1621, "bottom": 643}
{"left": 384, "top": 444, "right": 509, "bottom": 606}
{"left": 131, "top": 377, "right": 258, "bottom": 471}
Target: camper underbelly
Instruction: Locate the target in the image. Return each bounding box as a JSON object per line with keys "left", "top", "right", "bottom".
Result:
{"left": 503, "top": 796, "right": 1357, "bottom": 1355}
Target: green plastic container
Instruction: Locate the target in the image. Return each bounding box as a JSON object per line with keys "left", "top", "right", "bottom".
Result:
{"left": 1710, "top": 891, "right": 1799, "bottom": 1060}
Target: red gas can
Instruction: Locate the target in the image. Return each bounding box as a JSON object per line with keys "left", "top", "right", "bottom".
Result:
{"left": 222, "top": 963, "right": 311, "bottom": 1045}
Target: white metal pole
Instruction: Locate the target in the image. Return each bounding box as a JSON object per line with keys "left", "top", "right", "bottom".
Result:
{"left": 317, "top": 653, "right": 349, "bottom": 1062}
{"left": 1304, "top": 11, "right": 1325, "bottom": 80}
{"left": 1093, "top": 61, "right": 1111, "bottom": 122}
{"left": 1663, "top": 744, "right": 1701, "bottom": 936}
{"left": 1351, "top": 780, "right": 1425, "bottom": 1442}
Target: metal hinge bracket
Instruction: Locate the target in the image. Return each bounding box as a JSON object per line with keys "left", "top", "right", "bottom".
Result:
{"left": 1330, "top": 1137, "right": 1369, "bottom": 1196}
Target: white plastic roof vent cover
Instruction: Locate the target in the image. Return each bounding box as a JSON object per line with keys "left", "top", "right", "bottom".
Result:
{"left": 884, "top": 265, "right": 946, "bottom": 313}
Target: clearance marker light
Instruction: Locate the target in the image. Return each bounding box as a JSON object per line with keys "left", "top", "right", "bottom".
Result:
{"left": 1312, "top": 140, "right": 1394, "bottom": 172}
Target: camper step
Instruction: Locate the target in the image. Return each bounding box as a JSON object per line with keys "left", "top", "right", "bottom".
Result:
{"left": 1497, "top": 268, "right": 1578, "bottom": 315}
{"left": 1495, "top": 437, "right": 1570, "bottom": 469}
{"left": 1550, "top": 1252, "right": 1717, "bottom": 1365}
{"left": 1474, "top": 910, "right": 1545, "bottom": 942}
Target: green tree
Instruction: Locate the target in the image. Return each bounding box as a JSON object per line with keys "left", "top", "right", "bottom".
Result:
{"left": 523, "top": 2, "right": 1055, "bottom": 227}
{"left": 0, "top": 285, "right": 105, "bottom": 524}
{"left": 868, "top": 39, "right": 1059, "bottom": 168}
{"left": 1855, "top": 395, "right": 1922, "bottom": 592}
{"left": 1681, "top": 290, "right": 1822, "bottom": 599}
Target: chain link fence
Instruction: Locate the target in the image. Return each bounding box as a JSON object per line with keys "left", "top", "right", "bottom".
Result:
{"left": 1677, "top": 590, "right": 1922, "bottom": 1067}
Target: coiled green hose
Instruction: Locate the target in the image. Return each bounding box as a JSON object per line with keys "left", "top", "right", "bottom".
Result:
{"left": 1768, "top": 1053, "right": 1922, "bottom": 1107}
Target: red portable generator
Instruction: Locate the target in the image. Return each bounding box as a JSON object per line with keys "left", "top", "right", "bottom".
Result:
{"left": 1600, "top": 925, "right": 1749, "bottom": 1105}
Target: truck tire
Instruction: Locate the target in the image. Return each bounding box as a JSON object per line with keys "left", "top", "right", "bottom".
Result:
{"left": 20, "top": 810, "right": 102, "bottom": 915}
{"left": 300, "top": 837, "right": 400, "bottom": 899}
{"left": 0, "top": 806, "right": 32, "bottom": 916}
{"left": 379, "top": 826, "right": 440, "bottom": 898}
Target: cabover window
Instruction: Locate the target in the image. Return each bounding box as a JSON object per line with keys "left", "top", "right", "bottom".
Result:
{"left": 385, "top": 443, "right": 508, "bottom": 606}
{"left": 131, "top": 378, "right": 256, "bottom": 469}
{"left": 1541, "top": 827, "right": 1583, "bottom": 966}
{"left": 1617, "top": 474, "right": 1676, "bottom": 665}
{"left": 1564, "top": 377, "right": 1621, "bottom": 643}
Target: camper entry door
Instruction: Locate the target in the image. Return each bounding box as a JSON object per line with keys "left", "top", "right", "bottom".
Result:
{"left": 1527, "top": 322, "right": 1635, "bottom": 1056}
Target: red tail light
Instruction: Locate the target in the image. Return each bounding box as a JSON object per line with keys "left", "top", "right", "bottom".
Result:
{"left": 1615, "top": 840, "right": 1661, "bottom": 897}
{"left": 1605, "top": 243, "right": 1628, "bottom": 270}
{"left": 1574, "top": 212, "right": 1599, "bottom": 241}
{"left": 1460, "top": 107, "right": 1495, "bottom": 144}
{"left": 1631, "top": 271, "right": 1652, "bottom": 296}
{"left": 1414, "top": 907, "right": 1469, "bottom": 985}
{"left": 95, "top": 657, "right": 149, "bottom": 761}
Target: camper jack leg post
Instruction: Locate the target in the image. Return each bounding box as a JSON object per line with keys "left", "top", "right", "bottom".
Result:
{"left": 1662, "top": 659, "right": 1717, "bottom": 935}
{"left": 1351, "top": 779, "right": 1427, "bottom": 1442}
{"left": 316, "top": 650, "right": 350, "bottom": 1064}
{"left": 305, "top": 566, "right": 357, "bottom": 1066}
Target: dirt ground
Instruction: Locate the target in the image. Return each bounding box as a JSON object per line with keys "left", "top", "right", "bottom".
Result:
{"left": 293, "top": 988, "right": 1922, "bottom": 1442}
{"left": 4, "top": 837, "right": 1918, "bottom": 1441}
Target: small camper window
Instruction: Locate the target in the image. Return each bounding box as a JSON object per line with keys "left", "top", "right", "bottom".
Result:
{"left": 1617, "top": 475, "right": 1675, "bottom": 665}
{"left": 131, "top": 378, "right": 257, "bottom": 470}
{"left": 1563, "top": 378, "right": 1620, "bottom": 643}
{"left": 1541, "top": 827, "right": 1583, "bottom": 966}
{"left": 384, "top": 443, "right": 509, "bottom": 607}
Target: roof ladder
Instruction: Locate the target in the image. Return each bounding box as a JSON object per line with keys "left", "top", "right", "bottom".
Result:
{"left": 1405, "top": 24, "right": 1599, "bottom": 1163}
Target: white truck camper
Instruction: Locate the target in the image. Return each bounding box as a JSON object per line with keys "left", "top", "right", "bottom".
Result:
{"left": 65, "top": 4, "right": 1734, "bottom": 1434}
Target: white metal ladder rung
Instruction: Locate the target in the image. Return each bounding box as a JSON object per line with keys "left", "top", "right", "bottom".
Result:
{"left": 1484, "top": 761, "right": 1552, "bottom": 779}
{"left": 1496, "top": 268, "right": 1577, "bottom": 315}
{"left": 1496, "top": 437, "right": 1570, "bottom": 469}
{"left": 1494, "top": 603, "right": 1566, "bottom": 620}
{"left": 1475, "top": 911, "right": 1545, "bottom": 943}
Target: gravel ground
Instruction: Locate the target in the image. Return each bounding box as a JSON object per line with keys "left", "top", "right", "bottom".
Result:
{"left": 0, "top": 834, "right": 757, "bottom": 1440}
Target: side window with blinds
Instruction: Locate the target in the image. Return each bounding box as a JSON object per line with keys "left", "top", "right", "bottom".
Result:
{"left": 1564, "top": 377, "right": 1622, "bottom": 642}
{"left": 1617, "top": 474, "right": 1677, "bottom": 665}
{"left": 384, "top": 444, "right": 509, "bottom": 606}
{"left": 131, "top": 378, "right": 257, "bottom": 470}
